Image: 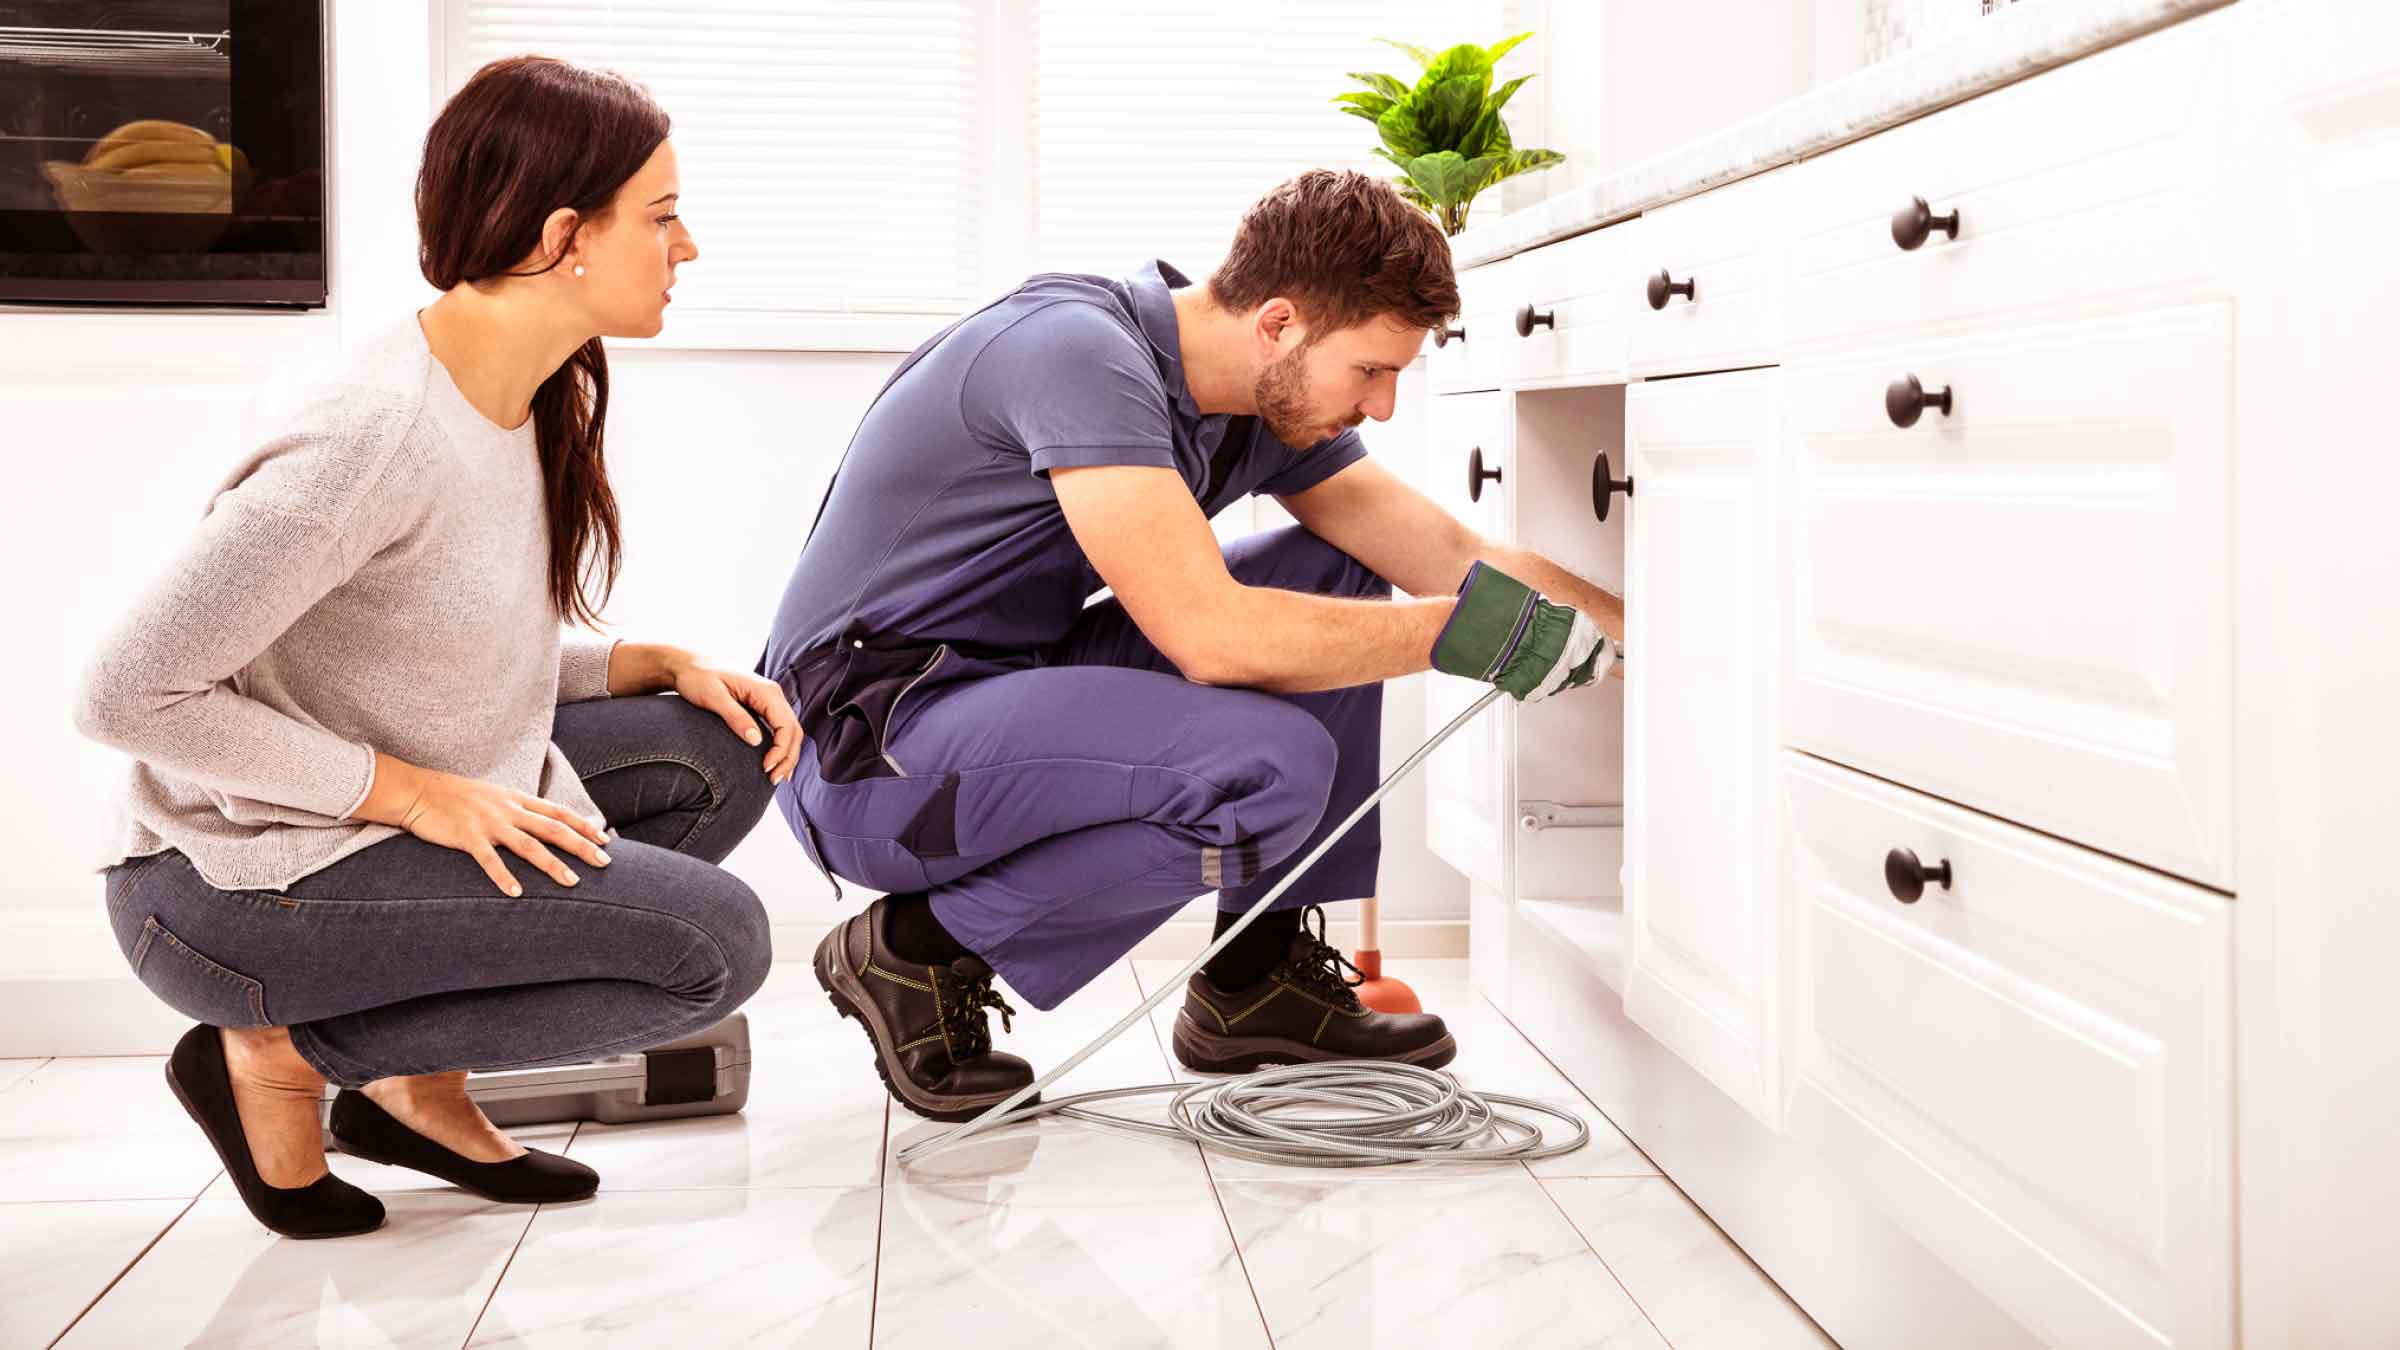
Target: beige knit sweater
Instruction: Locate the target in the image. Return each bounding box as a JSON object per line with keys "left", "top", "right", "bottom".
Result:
{"left": 73, "top": 316, "right": 621, "bottom": 893}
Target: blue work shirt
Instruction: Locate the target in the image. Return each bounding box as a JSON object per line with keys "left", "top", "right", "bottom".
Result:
{"left": 757, "top": 259, "right": 1368, "bottom": 680}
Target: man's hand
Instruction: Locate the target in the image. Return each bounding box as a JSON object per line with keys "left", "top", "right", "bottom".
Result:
{"left": 1431, "top": 561, "right": 1617, "bottom": 702}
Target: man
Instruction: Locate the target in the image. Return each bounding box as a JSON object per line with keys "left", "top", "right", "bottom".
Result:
{"left": 758, "top": 169, "right": 1621, "bottom": 1122}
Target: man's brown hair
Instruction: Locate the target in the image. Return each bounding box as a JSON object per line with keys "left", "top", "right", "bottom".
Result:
{"left": 1207, "top": 168, "right": 1460, "bottom": 339}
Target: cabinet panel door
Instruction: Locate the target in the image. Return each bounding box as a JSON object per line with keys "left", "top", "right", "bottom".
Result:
{"left": 1781, "top": 752, "right": 2233, "bottom": 1350}
{"left": 1622, "top": 368, "right": 1781, "bottom": 1123}
{"left": 1423, "top": 390, "right": 1512, "bottom": 893}
{"left": 1784, "top": 306, "right": 2232, "bottom": 888}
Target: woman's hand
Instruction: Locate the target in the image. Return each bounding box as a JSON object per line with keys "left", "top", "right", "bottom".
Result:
{"left": 662, "top": 655, "right": 803, "bottom": 785}
{"left": 362, "top": 755, "right": 612, "bottom": 898}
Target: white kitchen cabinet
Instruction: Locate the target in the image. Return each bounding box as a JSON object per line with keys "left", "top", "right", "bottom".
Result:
{"left": 1785, "top": 9, "right": 2235, "bottom": 351}
{"left": 1422, "top": 389, "right": 1514, "bottom": 895}
{"left": 1619, "top": 367, "right": 1784, "bottom": 1126}
{"left": 1626, "top": 166, "right": 1790, "bottom": 379}
{"left": 1784, "top": 304, "right": 2235, "bottom": 889}
{"left": 1781, "top": 751, "right": 2233, "bottom": 1350}
{"left": 2223, "top": 2, "right": 2400, "bottom": 1345}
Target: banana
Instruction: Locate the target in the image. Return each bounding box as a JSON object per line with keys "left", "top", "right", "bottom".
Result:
{"left": 123, "top": 161, "right": 228, "bottom": 180}
{"left": 85, "top": 119, "right": 215, "bottom": 166}
{"left": 91, "top": 140, "right": 220, "bottom": 174}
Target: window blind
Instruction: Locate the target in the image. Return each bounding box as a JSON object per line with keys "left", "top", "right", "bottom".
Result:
{"left": 451, "top": 0, "right": 985, "bottom": 319}
{"left": 1031, "top": 0, "right": 1504, "bottom": 280}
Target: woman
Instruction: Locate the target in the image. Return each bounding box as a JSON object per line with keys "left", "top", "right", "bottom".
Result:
{"left": 71, "top": 56, "right": 797, "bottom": 1240}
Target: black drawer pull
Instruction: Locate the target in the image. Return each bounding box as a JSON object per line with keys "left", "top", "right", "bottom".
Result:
{"left": 1891, "top": 195, "right": 1963, "bottom": 251}
{"left": 1590, "top": 450, "right": 1634, "bottom": 522}
{"left": 1885, "top": 374, "right": 1954, "bottom": 428}
{"left": 1468, "top": 445, "right": 1503, "bottom": 502}
{"left": 1434, "top": 324, "right": 1465, "bottom": 347}
{"left": 1514, "top": 303, "right": 1554, "bottom": 337}
{"left": 1646, "top": 269, "right": 1696, "bottom": 310}
{"left": 1884, "top": 847, "right": 1953, "bottom": 904}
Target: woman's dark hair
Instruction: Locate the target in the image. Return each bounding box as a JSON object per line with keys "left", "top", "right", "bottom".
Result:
{"left": 416, "top": 55, "right": 670, "bottom": 627}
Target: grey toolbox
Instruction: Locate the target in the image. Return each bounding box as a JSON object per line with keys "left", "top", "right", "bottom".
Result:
{"left": 316, "top": 1013, "right": 752, "bottom": 1139}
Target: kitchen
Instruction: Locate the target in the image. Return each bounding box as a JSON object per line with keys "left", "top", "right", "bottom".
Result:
{"left": 2, "top": 1, "right": 2393, "bottom": 1345}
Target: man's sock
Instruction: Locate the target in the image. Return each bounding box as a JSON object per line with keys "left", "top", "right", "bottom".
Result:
{"left": 1202, "top": 905, "right": 1302, "bottom": 990}
{"left": 882, "top": 890, "right": 971, "bottom": 965}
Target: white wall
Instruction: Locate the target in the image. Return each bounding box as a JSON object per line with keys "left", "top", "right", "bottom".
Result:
{"left": 0, "top": 1, "right": 1464, "bottom": 1012}
{"left": 1502, "top": 0, "right": 1822, "bottom": 213}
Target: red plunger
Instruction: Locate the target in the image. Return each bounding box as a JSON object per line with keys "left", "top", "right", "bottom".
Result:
{"left": 1351, "top": 894, "right": 1422, "bottom": 1013}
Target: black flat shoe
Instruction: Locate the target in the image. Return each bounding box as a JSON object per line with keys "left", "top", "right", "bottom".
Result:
{"left": 163, "top": 1024, "right": 385, "bottom": 1240}
{"left": 329, "top": 1088, "right": 599, "bottom": 1203}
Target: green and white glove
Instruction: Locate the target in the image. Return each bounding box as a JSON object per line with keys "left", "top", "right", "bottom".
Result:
{"left": 1430, "top": 561, "right": 1617, "bottom": 703}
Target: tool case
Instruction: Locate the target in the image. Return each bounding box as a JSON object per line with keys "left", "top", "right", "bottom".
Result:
{"left": 316, "top": 1013, "right": 752, "bottom": 1137}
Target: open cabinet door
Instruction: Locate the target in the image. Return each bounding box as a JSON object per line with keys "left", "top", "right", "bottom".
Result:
{"left": 1621, "top": 368, "right": 1783, "bottom": 1124}
{"left": 1421, "top": 390, "right": 1513, "bottom": 895}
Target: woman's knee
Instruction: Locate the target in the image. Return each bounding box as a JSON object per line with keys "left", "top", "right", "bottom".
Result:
{"left": 690, "top": 868, "right": 774, "bottom": 1009}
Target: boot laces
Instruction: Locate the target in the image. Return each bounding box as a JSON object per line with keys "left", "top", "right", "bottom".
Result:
{"left": 1281, "top": 904, "right": 1366, "bottom": 1011}
{"left": 935, "top": 965, "right": 1016, "bottom": 1059}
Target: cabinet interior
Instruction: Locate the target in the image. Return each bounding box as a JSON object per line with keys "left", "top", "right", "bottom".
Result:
{"left": 1509, "top": 383, "right": 1628, "bottom": 925}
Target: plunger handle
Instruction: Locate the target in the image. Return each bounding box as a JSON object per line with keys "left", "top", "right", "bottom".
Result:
{"left": 1360, "top": 893, "right": 1381, "bottom": 950}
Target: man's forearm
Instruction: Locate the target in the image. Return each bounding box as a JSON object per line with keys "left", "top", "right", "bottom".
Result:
{"left": 1202, "top": 588, "right": 1453, "bottom": 694}
{"left": 1470, "top": 544, "right": 1625, "bottom": 648}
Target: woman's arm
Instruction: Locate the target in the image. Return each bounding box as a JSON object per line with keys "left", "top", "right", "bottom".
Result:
{"left": 72, "top": 408, "right": 430, "bottom": 820}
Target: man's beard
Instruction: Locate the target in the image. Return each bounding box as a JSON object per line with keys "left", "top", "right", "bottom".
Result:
{"left": 1253, "top": 344, "right": 1325, "bottom": 448}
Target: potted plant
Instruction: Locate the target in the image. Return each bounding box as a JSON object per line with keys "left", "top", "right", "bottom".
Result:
{"left": 1336, "top": 33, "right": 1566, "bottom": 236}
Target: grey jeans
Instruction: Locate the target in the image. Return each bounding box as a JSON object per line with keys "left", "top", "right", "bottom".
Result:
{"left": 101, "top": 694, "right": 777, "bottom": 1087}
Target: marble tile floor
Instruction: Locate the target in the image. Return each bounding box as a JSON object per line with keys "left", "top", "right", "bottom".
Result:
{"left": 4, "top": 957, "right": 1832, "bottom": 1348}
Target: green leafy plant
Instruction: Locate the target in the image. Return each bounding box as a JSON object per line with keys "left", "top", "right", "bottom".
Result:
{"left": 1335, "top": 33, "right": 1565, "bottom": 236}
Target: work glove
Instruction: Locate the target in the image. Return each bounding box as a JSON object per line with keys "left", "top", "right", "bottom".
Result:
{"left": 1430, "top": 560, "right": 1617, "bottom": 703}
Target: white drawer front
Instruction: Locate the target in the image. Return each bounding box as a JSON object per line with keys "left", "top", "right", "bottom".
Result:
{"left": 1786, "top": 303, "right": 2232, "bottom": 888}
{"left": 1429, "top": 257, "right": 1518, "bottom": 394}
{"left": 1627, "top": 167, "right": 1789, "bottom": 377}
{"left": 1782, "top": 753, "right": 2233, "bottom": 1350}
{"left": 1788, "top": 9, "right": 2233, "bottom": 348}
{"left": 1489, "top": 216, "right": 1644, "bottom": 386}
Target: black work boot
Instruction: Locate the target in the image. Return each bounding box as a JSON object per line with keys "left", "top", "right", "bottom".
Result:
{"left": 1173, "top": 904, "right": 1457, "bottom": 1073}
{"left": 813, "top": 893, "right": 1041, "bottom": 1122}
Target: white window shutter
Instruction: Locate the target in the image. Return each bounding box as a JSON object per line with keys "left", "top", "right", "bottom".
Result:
{"left": 450, "top": 0, "right": 985, "bottom": 322}
{"left": 1032, "top": 0, "right": 1505, "bottom": 281}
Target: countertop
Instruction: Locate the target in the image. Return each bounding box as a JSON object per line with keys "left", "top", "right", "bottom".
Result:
{"left": 1448, "top": 0, "right": 2239, "bottom": 269}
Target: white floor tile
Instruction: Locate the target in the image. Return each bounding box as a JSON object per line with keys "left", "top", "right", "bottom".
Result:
{"left": 0, "top": 1197, "right": 192, "bottom": 1347}
{"left": 0, "top": 1057, "right": 45, "bottom": 1096}
{"left": 59, "top": 1174, "right": 535, "bottom": 1348}
{"left": 466, "top": 1186, "right": 878, "bottom": 1347}
{"left": 0, "top": 1057, "right": 223, "bottom": 1202}
{"left": 1215, "top": 1170, "right": 1666, "bottom": 1349}
{"left": 1544, "top": 1176, "right": 1834, "bottom": 1349}
{"left": 875, "top": 1180, "right": 1269, "bottom": 1349}
{"left": 565, "top": 1030, "right": 891, "bottom": 1191}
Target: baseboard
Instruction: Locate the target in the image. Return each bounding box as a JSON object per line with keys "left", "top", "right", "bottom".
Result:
{"left": 5, "top": 910, "right": 1470, "bottom": 1059}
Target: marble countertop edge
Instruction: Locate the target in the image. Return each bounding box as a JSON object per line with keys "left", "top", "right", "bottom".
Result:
{"left": 1449, "top": 0, "right": 2240, "bottom": 269}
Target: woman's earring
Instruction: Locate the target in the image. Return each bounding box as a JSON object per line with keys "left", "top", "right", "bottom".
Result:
{"left": 572, "top": 264, "right": 586, "bottom": 278}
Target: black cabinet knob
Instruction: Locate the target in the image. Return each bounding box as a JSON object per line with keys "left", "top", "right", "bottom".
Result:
{"left": 1514, "top": 303, "right": 1554, "bottom": 337}
{"left": 1590, "top": 450, "right": 1634, "bottom": 522}
{"left": 1646, "top": 269, "right": 1697, "bottom": 310}
{"left": 1884, "top": 847, "right": 1953, "bottom": 904}
{"left": 1468, "top": 445, "right": 1503, "bottom": 502}
{"left": 1891, "top": 195, "right": 1962, "bottom": 251}
{"left": 1885, "top": 374, "right": 1954, "bottom": 428}
{"left": 1434, "top": 324, "right": 1466, "bottom": 348}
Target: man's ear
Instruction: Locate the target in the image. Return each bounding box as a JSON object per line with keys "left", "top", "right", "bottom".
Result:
{"left": 1255, "top": 296, "right": 1301, "bottom": 354}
